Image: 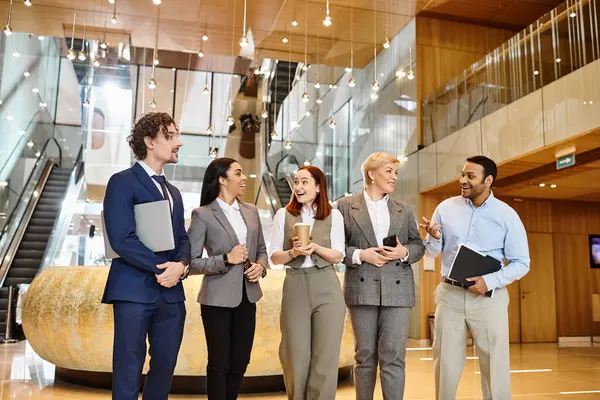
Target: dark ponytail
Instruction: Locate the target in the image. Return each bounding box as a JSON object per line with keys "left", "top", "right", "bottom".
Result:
{"left": 200, "top": 157, "right": 238, "bottom": 206}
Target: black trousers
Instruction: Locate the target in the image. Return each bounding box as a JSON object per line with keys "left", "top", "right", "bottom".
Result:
{"left": 201, "top": 285, "right": 256, "bottom": 400}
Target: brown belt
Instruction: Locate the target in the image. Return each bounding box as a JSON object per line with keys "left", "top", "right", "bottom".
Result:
{"left": 442, "top": 276, "right": 470, "bottom": 290}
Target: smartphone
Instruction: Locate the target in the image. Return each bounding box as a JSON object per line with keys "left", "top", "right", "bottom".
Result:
{"left": 383, "top": 235, "right": 397, "bottom": 248}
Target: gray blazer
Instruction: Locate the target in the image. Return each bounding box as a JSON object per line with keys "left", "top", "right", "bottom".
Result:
{"left": 337, "top": 194, "right": 425, "bottom": 307}
{"left": 188, "top": 200, "right": 268, "bottom": 307}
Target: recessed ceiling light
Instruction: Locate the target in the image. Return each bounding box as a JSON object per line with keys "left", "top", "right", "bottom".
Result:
{"left": 539, "top": 183, "right": 546, "bottom": 187}
{"left": 570, "top": 12, "right": 577, "bottom": 18}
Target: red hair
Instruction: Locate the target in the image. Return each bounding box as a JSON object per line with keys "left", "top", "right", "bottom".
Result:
{"left": 286, "top": 166, "right": 332, "bottom": 220}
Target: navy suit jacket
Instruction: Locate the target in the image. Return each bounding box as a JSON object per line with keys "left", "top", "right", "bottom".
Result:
{"left": 101, "top": 162, "right": 191, "bottom": 304}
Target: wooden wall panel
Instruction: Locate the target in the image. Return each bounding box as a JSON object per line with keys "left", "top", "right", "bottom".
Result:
{"left": 415, "top": 17, "right": 515, "bottom": 101}
{"left": 520, "top": 233, "right": 558, "bottom": 342}
{"left": 505, "top": 199, "right": 553, "bottom": 233}
{"left": 552, "top": 201, "right": 589, "bottom": 234}
{"left": 418, "top": 193, "right": 447, "bottom": 340}
{"left": 553, "top": 234, "right": 593, "bottom": 337}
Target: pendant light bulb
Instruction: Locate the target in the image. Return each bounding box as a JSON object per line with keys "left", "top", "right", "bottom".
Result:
{"left": 271, "top": 130, "right": 278, "bottom": 138}
{"left": 396, "top": 69, "right": 406, "bottom": 78}
{"left": 284, "top": 139, "right": 292, "bottom": 150}
{"left": 93, "top": 59, "right": 100, "bottom": 67}
{"left": 407, "top": 70, "right": 415, "bottom": 80}
{"left": 261, "top": 109, "right": 268, "bottom": 119}
{"left": 203, "top": 86, "right": 210, "bottom": 95}
{"left": 282, "top": 37, "right": 288, "bottom": 44}
{"left": 67, "top": 49, "right": 76, "bottom": 60}
{"left": 254, "top": 67, "right": 261, "bottom": 75}
{"left": 302, "top": 65, "right": 308, "bottom": 72}
{"left": 153, "top": 0, "right": 161, "bottom": 4}
{"left": 329, "top": 119, "right": 336, "bottom": 128}
{"left": 292, "top": 20, "right": 298, "bottom": 27}
{"left": 83, "top": 99, "right": 90, "bottom": 108}
{"left": 314, "top": 81, "right": 321, "bottom": 89}
{"left": 316, "top": 99, "right": 323, "bottom": 104}
{"left": 4, "top": 25, "right": 12, "bottom": 36}
{"left": 108, "top": 0, "right": 115, "bottom": 3}
{"left": 206, "top": 125, "right": 213, "bottom": 135}
{"left": 226, "top": 115, "right": 235, "bottom": 126}
{"left": 239, "top": 36, "right": 249, "bottom": 48}
{"left": 202, "top": 34, "right": 208, "bottom": 41}
{"left": 149, "top": 99, "right": 157, "bottom": 109}
{"left": 24, "top": 71, "right": 30, "bottom": 78}
{"left": 153, "top": 58, "right": 160, "bottom": 65}
{"left": 78, "top": 51, "right": 87, "bottom": 61}
{"left": 111, "top": 15, "right": 117, "bottom": 24}
{"left": 301, "top": 92, "right": 309, "bottom": 103}
{"left": 24, "top": 0, "right": 32, "bottom": 7}
{"left": 305, "top": 111, "right": 310, "bottom": 117}
{"left": 370, "top": 93, "right": 378, "bottom": 100}
{"left": 198, "top": 50, "right": 204, "bottom": 58}
{"left": 209, "top": 147, "right": 218, "bottom": 159}
{"left": 147, "top": 78, "right": 157, "bottom": 89}
{"left": 100, "top": 41, "right": 108, "bottom": 49}
{"left": 383, "top": 39, "right": 390, "bottom": 49}
{"left": 348, "top": 77, "right": 356, "bottom": 88}
{"left": 371, "top": 80, "right": 379, "bottom": 92}
{"left": 323, "top": 15, "right": 332, "bottom": 27}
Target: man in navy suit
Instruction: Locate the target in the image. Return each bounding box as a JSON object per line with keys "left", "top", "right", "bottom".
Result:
{"left": 102, "top": 112, "right": 191, "bottom": 400}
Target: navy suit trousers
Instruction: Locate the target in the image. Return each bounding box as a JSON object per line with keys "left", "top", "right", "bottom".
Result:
{"left": 112, "top": 295, "right": 186, "bottom": 400}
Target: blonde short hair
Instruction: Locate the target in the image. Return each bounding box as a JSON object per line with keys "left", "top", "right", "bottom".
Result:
{"left": 362, "top": 152, "right": 399, "bottom": 183}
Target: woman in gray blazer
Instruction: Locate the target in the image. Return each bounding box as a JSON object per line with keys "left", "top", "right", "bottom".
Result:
{"left": 187, "top": 157, "right": 268, "bottom": 400}
{"left": 336, "top": 152, "right": 425, "bottom": 400}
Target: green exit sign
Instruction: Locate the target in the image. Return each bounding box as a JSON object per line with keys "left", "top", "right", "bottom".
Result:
{"left": 556, "top": 154, "right": 576, "bottom": 170}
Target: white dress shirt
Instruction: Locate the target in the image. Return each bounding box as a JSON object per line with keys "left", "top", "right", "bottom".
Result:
{"left": 269, "top": 207, "right": 346, "bottom": 268}
{"left": 216, "top": 197, "right": 248, "bottom": 245}
{"left": 137, "top": 160, "right": 173, "bottom": 210}
{"left": 352, "top": 190, "right": 409, "bottom": 265}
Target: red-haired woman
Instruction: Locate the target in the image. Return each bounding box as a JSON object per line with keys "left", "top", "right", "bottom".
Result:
{"left": 269, "top": 166, "right": 346, "bottom": 400}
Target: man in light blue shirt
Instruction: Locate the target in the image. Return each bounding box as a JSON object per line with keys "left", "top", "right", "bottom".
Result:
{"left": 421, "top": 155, "right": 530, "bottom": 400}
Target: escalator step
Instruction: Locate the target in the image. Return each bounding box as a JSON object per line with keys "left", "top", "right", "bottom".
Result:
{"left": 10, "top": 259, "right": 40, "bottom": 269}
{"left": 6, "top": 268, "right": 38, "bottom": 279}
{"left": 0, "top": 299, "right": 7, "bottom": 309}
{"left": 51, "top": 168, "right": 72, "bottom": 175}
{"left": 40, "top": 193, "right": 64, "bottom": 200}
{"left": 29, "top": 218, "right": 55, "bottom": 227}
{"left": 35, "top": 204, "right": 60, "bottom": 213}
{"left": 23, "top": 233, "right": 51, "bottom": 242}
{"left": 0, "top": 291, "right": 8, "bottom": 299}
{"left": 32, "top": 211, "right": 58, "bottom": 220}
{"left": 38, "top": 200, "right": 61, "bottom": 208}
{"left": 4, "top": 278, "right": 34, "bottom": 287}
{"left": 42, "top": 187, "right": 66, "bottom": 194}
{"left": 15, "top": 250, "right": 45, "bottom": 259}
{"left": 27, "top": 226, "right": 52, "bottom": 235}
{"left": 18, "top": 241, "right": 47, "bottom": 251}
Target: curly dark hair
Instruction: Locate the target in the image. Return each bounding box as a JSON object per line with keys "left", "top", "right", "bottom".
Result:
{"left": 127, "top": 112, "right": 177, "bottom": 160}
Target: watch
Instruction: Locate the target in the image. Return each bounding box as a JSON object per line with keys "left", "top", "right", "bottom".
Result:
{"left": 179, "top": 260, "right": 190, "bottom": 280}
{"left": 223, "top": 254, "right": 231, "bottom": 266}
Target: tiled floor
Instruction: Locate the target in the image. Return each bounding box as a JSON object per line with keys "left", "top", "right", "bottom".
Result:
{"left": 1, "top": 341, "right": 599, "bottom": 399}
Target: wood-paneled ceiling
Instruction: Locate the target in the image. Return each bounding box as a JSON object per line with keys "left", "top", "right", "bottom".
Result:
{"left": 424, "top": 129, "right": 600, "bottom": 203}
{"left": 2, "top": 0, "right": 564, "bottom": 68}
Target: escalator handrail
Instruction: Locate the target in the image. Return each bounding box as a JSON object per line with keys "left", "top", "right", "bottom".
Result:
{"left": 0, "top": 159, "right": 56, "bottom": 288}
{"left": 274, "top": 154, "right": 300, "bottom": 180}
{"left": 0, "top": 137, "right": 63, "bottom": 242}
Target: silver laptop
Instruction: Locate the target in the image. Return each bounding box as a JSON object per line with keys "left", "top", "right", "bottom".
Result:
{"left": 101, "top": 200, "right": 175, "bottom": 259}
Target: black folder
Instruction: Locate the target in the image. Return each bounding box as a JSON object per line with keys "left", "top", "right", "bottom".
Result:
{"left": 448, "top": 245, "right": 502, "bottom": 298}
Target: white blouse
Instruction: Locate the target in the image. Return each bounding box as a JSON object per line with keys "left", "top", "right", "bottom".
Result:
{"left": 269, "top": 207, "right": 346, "bottom": 268}
{"left": 216, "top": 197, "right": 247, "bottom": 245}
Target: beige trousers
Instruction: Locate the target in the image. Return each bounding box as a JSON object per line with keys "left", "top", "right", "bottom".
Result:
{"left": 279, "top": 266, "right": 346, "bottom": 400}
{"left": 433, "top": 283, "right": 511, "bottom": 400}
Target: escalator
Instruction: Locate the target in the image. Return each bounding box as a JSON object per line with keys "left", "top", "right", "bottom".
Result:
{"left": 274, "top": 177, "right": 292, "bottom": 206}
{"left": 0, "top": 160, "right": 73, "bottom": 335}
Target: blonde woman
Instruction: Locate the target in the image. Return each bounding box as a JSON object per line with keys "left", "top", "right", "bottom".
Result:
{"left": 337, "top": 152, "right": 425, "bottom": 400}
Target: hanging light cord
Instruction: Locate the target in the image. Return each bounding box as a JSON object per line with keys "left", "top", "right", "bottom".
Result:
{"left": 350, "top": 0, "right": 353, "bottom": 71}
{"left": 373, "top": 0, "right": 377, "bottom": 80}
{"left": 7, "top": 0, "right": 13, "bottom": 27}
{"left": 69, "top": 12, "right": 76, "bottom": 50}
{"left": 242, "top": 0, "right": 247, "bottom": 36}
{"left": 304, "top": 0, "right": 308, "bottom": 89}
{"left": 151, "top": 5, "right": 160, "bottom": 78}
